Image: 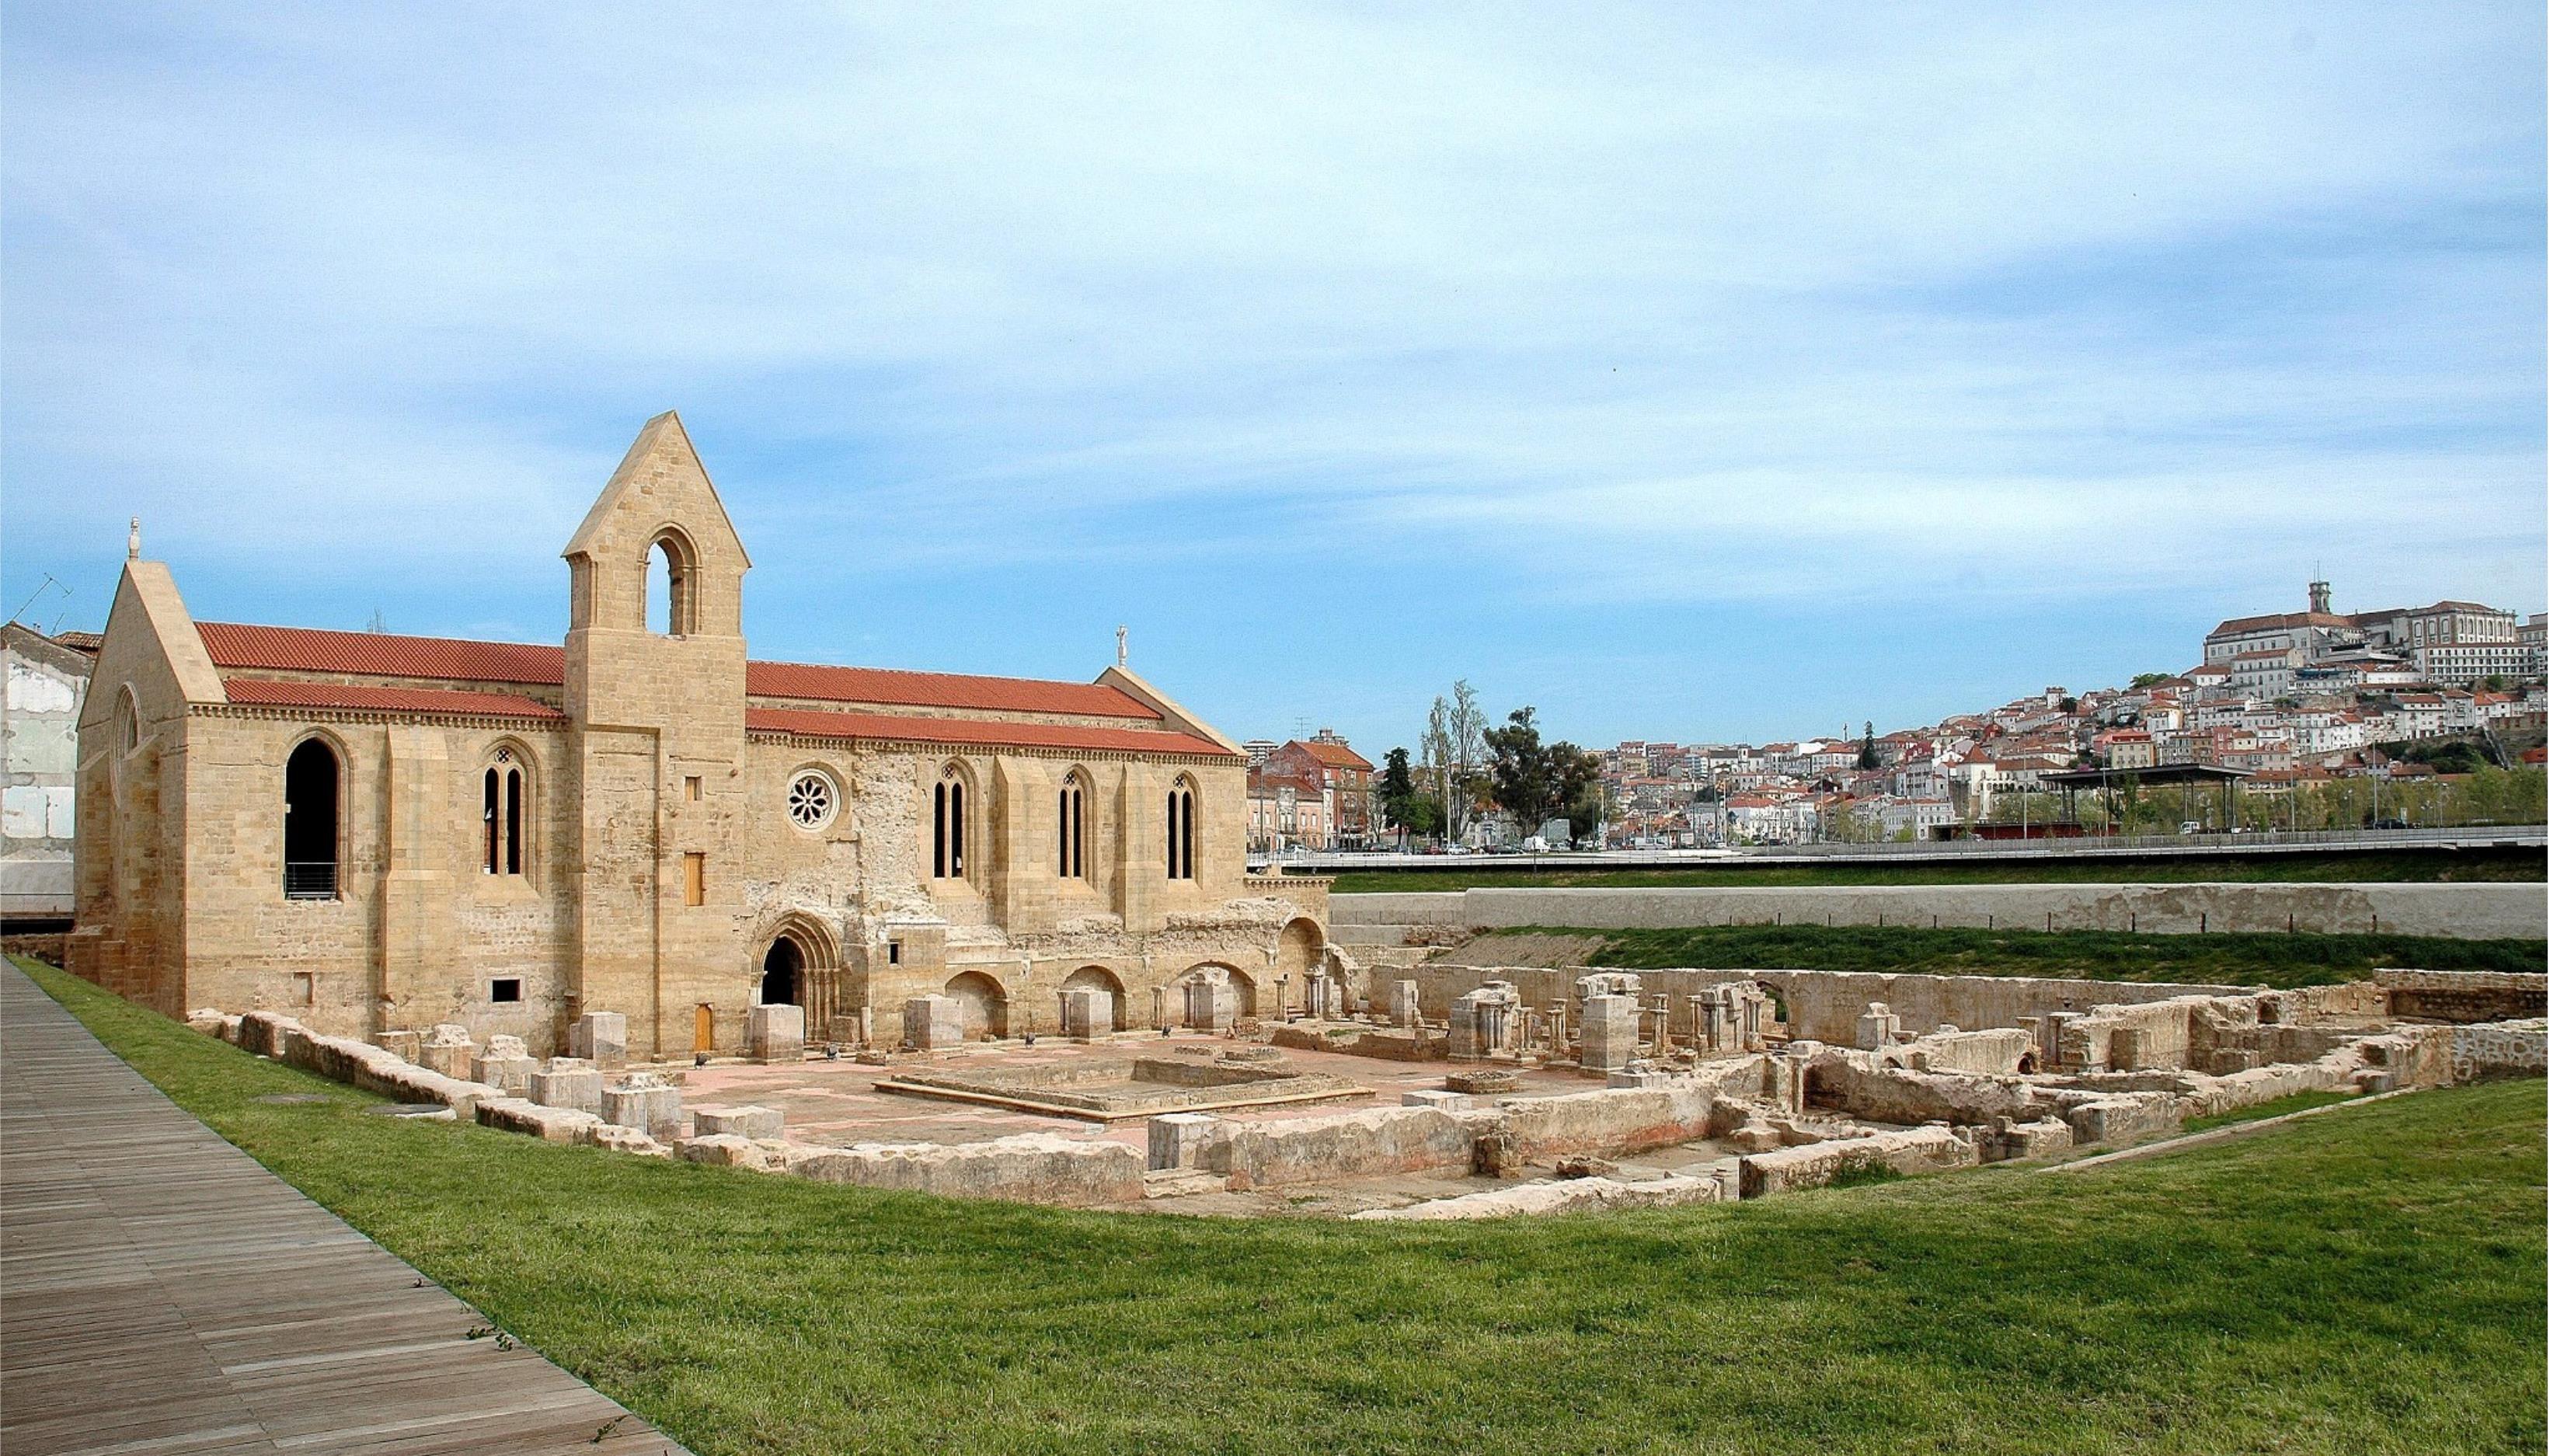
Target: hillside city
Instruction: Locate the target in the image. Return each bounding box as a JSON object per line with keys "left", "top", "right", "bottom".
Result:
{"left": 1243, "top": 581, "right": 2550, "bottom": 852}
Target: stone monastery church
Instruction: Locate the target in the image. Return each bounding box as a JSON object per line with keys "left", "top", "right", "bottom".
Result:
{"left": 71, "top": 412, "right": 1332, "bottom": 1057}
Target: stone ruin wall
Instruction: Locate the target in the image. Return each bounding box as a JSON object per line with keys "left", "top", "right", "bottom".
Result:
{"left": 1406, "top": 963, "right": 2256, "bottom": 1045}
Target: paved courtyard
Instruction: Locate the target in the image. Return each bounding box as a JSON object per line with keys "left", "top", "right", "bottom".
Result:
{"left": 685, "top": 1028, "right": 1733, "bottom": 1215}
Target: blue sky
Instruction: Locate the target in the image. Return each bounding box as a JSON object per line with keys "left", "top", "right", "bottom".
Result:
{"left": 5, "top": 3, "right": 2542, "bottom": 753}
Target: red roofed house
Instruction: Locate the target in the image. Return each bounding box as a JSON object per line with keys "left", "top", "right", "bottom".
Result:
{"left": 1259, "top": 731, "right": 1375, "bottom": 848}
{"left": 71, "top": 413, "right": 1329, "bottom": 1055}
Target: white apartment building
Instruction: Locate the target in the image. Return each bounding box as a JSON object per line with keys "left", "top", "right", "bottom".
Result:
{"left": 2414, "top": 640, "right": 2533, "bottom": 687}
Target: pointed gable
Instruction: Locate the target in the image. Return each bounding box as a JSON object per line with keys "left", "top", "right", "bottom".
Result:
{"left": 563, "top": 410, "right": 750, "bottom": 567}
{"left": 562, "top": 410, "right": 751, "bottom": 639}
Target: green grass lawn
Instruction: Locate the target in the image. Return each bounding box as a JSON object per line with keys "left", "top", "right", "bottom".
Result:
{"left": 1324, "top": 848, "right": 2546, "bottom": 893}
{"left": 1542, "top": 923, "right": 2550, "bottom": 988}
{"left": 20, "top": 957, "right": 2546, "bottom": 1456}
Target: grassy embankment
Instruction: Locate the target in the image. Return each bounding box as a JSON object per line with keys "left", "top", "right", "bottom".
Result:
{"left": 19, "top": 956, "right": 2546, "bottom": 1456}
{"left": 1545, "top": 923, "right": 2550, "bottom": 988}
{"left": 1322, "top": 848, "right": 2545, "bottom": 893}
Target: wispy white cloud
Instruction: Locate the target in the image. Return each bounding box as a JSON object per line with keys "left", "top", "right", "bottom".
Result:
{"left": 2, "top": 1, "right": 2540, "bottom": 739}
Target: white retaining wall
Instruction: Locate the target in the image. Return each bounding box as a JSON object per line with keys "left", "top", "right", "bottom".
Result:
{"left": 1336, "top": 883, "right": 2545, "bottom": 941}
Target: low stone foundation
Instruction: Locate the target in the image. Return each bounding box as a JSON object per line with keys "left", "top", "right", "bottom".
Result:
{"left": 786, "top": 1134, "right": 1145, "bottom": 1206}
{"left": 1738, "top": 1127, "right": 1978, "bottom": 1196}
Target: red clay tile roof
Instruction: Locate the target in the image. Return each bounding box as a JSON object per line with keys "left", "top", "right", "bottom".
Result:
{"left": 219, "top": 677, "right": 566, "bottom": 719}
{"left": 197, "top": 621, "right": 1159, "bottom": 719}
{"left": 747, "top": 707, "right": 1234, "bottom": 758}
{"left": 200, "top": 622, "right": 566, "bottom": 684}
{"left": 746, "top": 660, "right": 1156, "bottom": 719}
{"left": 1289, "top": 739, "right": 1373, "bottom": 771}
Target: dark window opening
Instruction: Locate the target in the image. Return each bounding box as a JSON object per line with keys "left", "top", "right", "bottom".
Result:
{"left": 933, "top": 774, "right": 967, "bottom": 880}
{"left": 284, "top": 738, "right": 340, "bottom": 899}
{"left": 932, "top": 782, "right": 948, "bottom": 877}
{"left": 887, "top": 940, "right": 902, "bottom": 966}
{"left": 504, "top": 768, "right": 523, "bottom": 874}
{"left": 646, "top": 535, "right": 694, "bottom": 636}
{"left": 490, "top": 977, "right": 523, "bottom": 1004}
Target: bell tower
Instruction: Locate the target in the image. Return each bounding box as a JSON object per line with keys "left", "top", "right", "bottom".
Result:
{"left": 559, "top": 411, "right": 753, "bottom": 1054}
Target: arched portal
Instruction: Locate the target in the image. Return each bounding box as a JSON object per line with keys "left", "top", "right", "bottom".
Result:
{"left": 1273, "top": 917, "right": 1325, "bottom": 978}
{"left": 1060, "top": 966, "right": 1126, "bottom": 1031}
{"left": 944, "top": 971, "right": 1009, "bottom": 1040}
{"left": 761, "top": 935, "right": 803, "bottom": 1007}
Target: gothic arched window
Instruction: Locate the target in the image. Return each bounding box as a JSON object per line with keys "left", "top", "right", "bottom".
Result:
{"left": 932, "top": 766, "right": 970, "bottom": 880}
{"left": 1165, "top": 775, "right": 1197, "bottom": 880}
{"left": 481, "top": 747, "right": 528, "bottom": 876}
{"left": 1058, "top": 772, "right": 1088, "bottom": 880}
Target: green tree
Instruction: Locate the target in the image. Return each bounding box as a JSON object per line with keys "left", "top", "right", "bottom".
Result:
{"left": 1484, "top": 707, "right": 1604, "bottom": 845}
{"left": 1857, "top": 720, "right": 1878, "bottom": 770}
{"left": 1420, "top": 680, "right": 1488, "bottom": 842}
{"left": 1378, "top": 747, "right": 1418, "bottom": 831}
{"left": 2129, "top": 672, "right": 2172, "bottom": 688}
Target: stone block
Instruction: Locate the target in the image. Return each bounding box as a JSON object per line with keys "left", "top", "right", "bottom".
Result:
{"left": 788, "top": 1134, "right": 1145, "bottom": 1206}
{"left": 1579, "top": 994, "right": 1639, "bottom": 1071}
{"left": 1444, "top": 1068, "right": 1518, "bottom": 1095}
{"left": 1855, "top": 1001, "right": 1903, "bottom": 1051}
{"left": 1060, "top": 987, "right": 1113, "bottom": 1042}
{"left": 692, "top": 1103, "right": 784, "bottom": 1140}
{"left": 567, "top": 1012, "right": 628, "bottom": 1071}
{"left": 676, "top": 1134, "right": 785, "bottom": 1171}
{"left": 1978, "top": 1115, "right": 2075, "bottom": 1164}
{"left": 239, "top": 1012, "right": 302, "bottom": 1060}
{"left": 528, "top": 1058, "right": 603, "bottom": 1115}
{"left": 475, "top": 1096, "right": 605, "bottom": 1144}
{"left": 1350, "top": 1172, "right": 1719, "bottom": 1221}
{"left": 373, "top": 1029, "right": 422, "bottom": 1064}
{"left": 747, "top": 1003, "right": 806, "bottom": 1064}
{"left": 1737, "top": 1125, "right": 1978, "bottom": 1197}
{"left": 470, "top": 1034, "right": 537, "bottom": 1092}
{"left": 1607, "top": 1068, "right": 1675, "bottom": 1089}
{"left": 601, "top": 1073, "right": 684, "bottom": 1139}
{"left": 578, "top": 1122, "right": 671, "bottom": 1158}
{"left": 418, "top": 1023, "right": 476, "bottom": 1080}
{"left": 1390, "top": 979, "right": 1421, "bottom": 1028}
{"left": 471, "top": 1051, "right": 538, "bottom": 1093}
{"left": 904, "top": 995, "right": 964, "bottom": 1050}
{"left": 1147, "top": 1111, "right": 1220, "bottom": 1171}
{"left": 1192, "top": 1106, "right": 1476, "bottom": 1187}
{"left": 1399, "top": 1089, "right": 1467, "bottom": 1112}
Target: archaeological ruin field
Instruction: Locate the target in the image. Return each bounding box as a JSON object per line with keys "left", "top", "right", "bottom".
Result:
{"left": 19, "top": 956, "right": 2545, "bottom": 1456}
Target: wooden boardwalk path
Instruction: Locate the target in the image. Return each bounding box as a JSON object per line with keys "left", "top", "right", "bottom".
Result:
{"left": 1, "top": 963, "right": 690, "bottom": 1455}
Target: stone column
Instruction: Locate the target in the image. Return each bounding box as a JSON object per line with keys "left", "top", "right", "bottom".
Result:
{"left": 1579, "top": 994, "right": 1638, "bottom": 1071}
